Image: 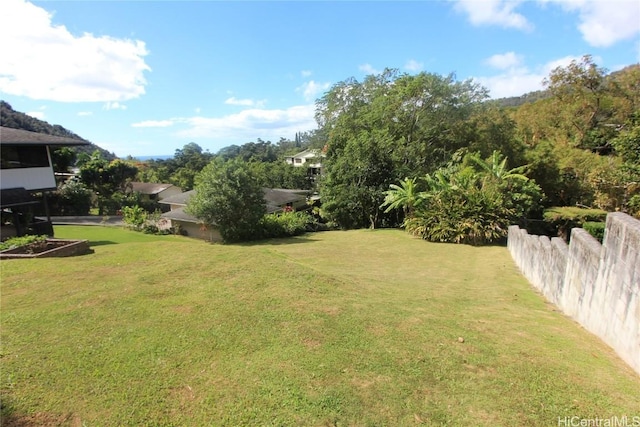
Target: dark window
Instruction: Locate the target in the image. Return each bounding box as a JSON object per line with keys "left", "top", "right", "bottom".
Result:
{"left": 1, "top": 146, "right": 50, "bottom": 169}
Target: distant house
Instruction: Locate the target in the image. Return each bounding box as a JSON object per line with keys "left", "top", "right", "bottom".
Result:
{"left": 159, "top": 188, "right": 310, "bottom": 242}
{"left": 157, "top": 190, "right": 217, "bottom": 241}
{"left": 129, "top": 182, "right": 182, "bottom": 211}
{"left": 0, "top": 126, "right": 90, "bottom": 239}
{"left": 284, "top": 149, "right": 325, "bottom": 179}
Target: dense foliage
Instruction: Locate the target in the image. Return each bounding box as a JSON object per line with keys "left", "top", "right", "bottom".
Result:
{"left": 4, "top": 54, "right": 638, "bottom": 245}
{"left": 187, "top": 158, "right": 266, "bottom": 243}
{"left": 315, "top": 58, "right": 639, "bottom": 240}
{"left": 382, "top": 151, "right": 543, "bottom": 245}
{"left": 78, "top": 152, "right": 139, "bottom": 215}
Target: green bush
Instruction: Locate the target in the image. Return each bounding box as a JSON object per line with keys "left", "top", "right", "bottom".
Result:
{"left": 50, "top": 179, "right": 92, "bottom": 215}
{"left": 542, "top": 206, "right": 608, "bottom": 241}
{"left": 583, "top": 221, "right": 606, "bottom": 242}
{"left": 259, "top": 211, "right": 315, "bottom": 238}
{"left": 122, "top": 205, "right": 147, "bottom": 231}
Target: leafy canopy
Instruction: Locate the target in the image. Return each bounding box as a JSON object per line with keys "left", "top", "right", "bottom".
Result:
{"left": 187, "top": 158, "right": 266, "bottom": 243}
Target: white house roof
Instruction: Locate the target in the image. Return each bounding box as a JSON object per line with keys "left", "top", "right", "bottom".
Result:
{"left": 286, "top": 148, "right": 324, "bottom": 159}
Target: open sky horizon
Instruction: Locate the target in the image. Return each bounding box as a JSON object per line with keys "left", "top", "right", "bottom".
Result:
{"left": 1, "top": 0, "right": 639, "bottom": 158}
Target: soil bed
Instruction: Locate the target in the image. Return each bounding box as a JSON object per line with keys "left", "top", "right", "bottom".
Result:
{"left": 0, "top": 239, "right": 92, "bottom": 259}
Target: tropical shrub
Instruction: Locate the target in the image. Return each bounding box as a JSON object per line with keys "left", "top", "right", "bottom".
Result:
{"left": 382, "top": 151, "right": 543, "bottom": 245}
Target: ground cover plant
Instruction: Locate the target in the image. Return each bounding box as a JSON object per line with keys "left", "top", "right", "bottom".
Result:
{"left": 1, "top": 226, "right": 639, "bottom": 426}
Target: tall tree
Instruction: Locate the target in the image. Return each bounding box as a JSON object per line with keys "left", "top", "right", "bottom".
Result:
{"left": 543, "top": 55, "right": 614, "bottom": 152}
{"left": 315, "top": 69, "right": 489, "bottom": 228}
{"left": 187, "top": 158, "right": 266, "bottom": 242}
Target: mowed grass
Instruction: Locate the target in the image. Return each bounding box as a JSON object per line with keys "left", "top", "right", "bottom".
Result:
{"left": 1, "top": 226, "right": 639, "bottom": 426}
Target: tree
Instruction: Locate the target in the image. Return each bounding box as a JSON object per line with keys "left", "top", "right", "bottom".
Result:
{"left": 50, "top": 147, "right": 77, "bottom": 173}
{"left": 543, "top": 55, "right": 615, "bottom": 152}
{"left": 320, "top": 129, "right": 395, "bottom": 229}
{"left": 187, "top": 158, "right": 266, "bottom": 242}
{"left": 78, "top": 152, "right": 138, "bottom": 215}
{"left": 315, "top": 69, "right": 490, "bottom": 228}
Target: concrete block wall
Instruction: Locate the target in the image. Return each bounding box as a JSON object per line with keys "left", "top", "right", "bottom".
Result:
{"left": 508, "top": 212, "right": 640, "bottom": 375}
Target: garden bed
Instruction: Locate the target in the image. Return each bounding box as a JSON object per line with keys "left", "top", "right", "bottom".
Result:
{"left": 0, "top": 239, "right": 92, "bottom": 259}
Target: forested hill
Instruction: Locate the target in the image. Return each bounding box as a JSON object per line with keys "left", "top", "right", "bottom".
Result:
{"left": 0, "top": 101, "right": 116, "bottom": 161}
{"left": 492, "top": 64, "right": 638, "bottom": 108}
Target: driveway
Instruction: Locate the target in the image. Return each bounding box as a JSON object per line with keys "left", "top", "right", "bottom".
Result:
{"left": 50, "top": 216, "right": 125, "bottom": 226}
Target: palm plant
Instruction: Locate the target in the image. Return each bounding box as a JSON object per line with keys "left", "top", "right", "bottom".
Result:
{"left": 381, "top": 177, "right": 425, "bottom": 218}
{"left": 467, "top": 150, "right": 529, "bottom": 183}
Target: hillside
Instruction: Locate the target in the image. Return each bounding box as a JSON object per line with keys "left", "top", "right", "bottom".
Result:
{"left": 0, "top": 101, "right": 116, "bottom": 161}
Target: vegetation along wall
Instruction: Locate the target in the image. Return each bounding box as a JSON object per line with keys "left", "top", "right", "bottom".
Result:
{"left": 508, "top": 212, "right": 639, "bottom": 375}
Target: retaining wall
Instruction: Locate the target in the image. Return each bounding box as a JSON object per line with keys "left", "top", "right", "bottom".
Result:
{"left": 508, "top": 212, "right": 640, "bottom": 375}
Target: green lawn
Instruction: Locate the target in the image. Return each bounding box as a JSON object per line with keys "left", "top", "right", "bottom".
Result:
{"left": 1, "top": 226, "right": 638, "bottom": 426}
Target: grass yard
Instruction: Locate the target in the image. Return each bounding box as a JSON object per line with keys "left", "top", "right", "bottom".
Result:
{"left": 1, "top": 226, "right": 639, "bottom": 426}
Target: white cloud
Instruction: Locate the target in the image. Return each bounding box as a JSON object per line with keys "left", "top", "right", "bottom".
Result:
{"left": 484, "top": 52, "right": 524, "bottom": 70}
{"left": 301, "top": 70, "right": 312, "bottom": 77}
{"left": 475, "top": 55, "right": 580, "bottom": 98}
{"left": 404, "top": 60, "right": 424, "bottom": 72}
{"left": 175, "top": 105, "right": 317, "bottom": 143}
{"left": 131, "top": 119, "right": 175, "bottom": 128}
{"left": 26, "top": 111, "right": 45, "bottom": 120}
{"left": 224, "top": 97, "right": 266, "bottom": 107}
{"left": 359, "top": 63, "right": 382, "bottom": 75}
{"left": 452, "top": 0, "right": 533, "bottom": 31}
{"left": 541, "top": 0, "right": 640, "bottom": 47}
{"left": 104, "top": 101, "right": 127, "bottom": 110}
{"left": 0, "top": 0, "right": 150, "bottom": 102}
{"left": 296, "top": 80, "right": 331, "bottom": 102}
{"left": 77, "top": 111, "right": 93, "bottom": 116}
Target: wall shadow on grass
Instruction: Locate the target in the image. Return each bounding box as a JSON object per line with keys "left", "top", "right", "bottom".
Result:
{"left": 88, "top": 240, "right": 117, "bottom": 247}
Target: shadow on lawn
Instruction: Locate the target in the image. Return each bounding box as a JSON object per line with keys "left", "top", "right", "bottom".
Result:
{"left": 0, "top": 395, "right": 76, "bottom": 427}
{"left": 88, "top": 240, "right": 117, "bottom": 247}
{"left": 233, "top": 234, "right": 320, "bottom": 248}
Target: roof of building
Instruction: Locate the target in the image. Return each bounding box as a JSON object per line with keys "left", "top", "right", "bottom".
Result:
{"left": 286, "top": 148, "right": 325, "bottom": 159}
{"left": 160, "top": 206, "right": 202, "bottom": 224}
{"left": 130, "top": 182, "right": 179, "bottom": 195}
{"left": 158, "top": 189, "right": 196, "bottom": 206}
{"left": 263, "top": 188, "right": 308, "bottom": 206}
{"left": 160, "top": 188, "right": 308, "bottom": 207}
{"left": 0, "top": 126, "right": 91, "bottom": 146}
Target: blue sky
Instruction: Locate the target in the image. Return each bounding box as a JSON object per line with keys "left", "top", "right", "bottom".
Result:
{"left": 1, "top": 0, "right": 639, "bottom": 158}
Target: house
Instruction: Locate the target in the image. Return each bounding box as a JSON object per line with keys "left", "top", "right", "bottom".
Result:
{"left": 159, "top": 188, "right": 310, "bottom": 241}
{"left": 1, "top": 126, "right": 90, "bottom": 239}
{"left": 156, "top": 190, "right": 215, "bottom": 240}
{"left": 129, "top": 182, "right": 182, "bottom": 211}
{"left": 284, "top": 148, "right": 325, "bottom": 178}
